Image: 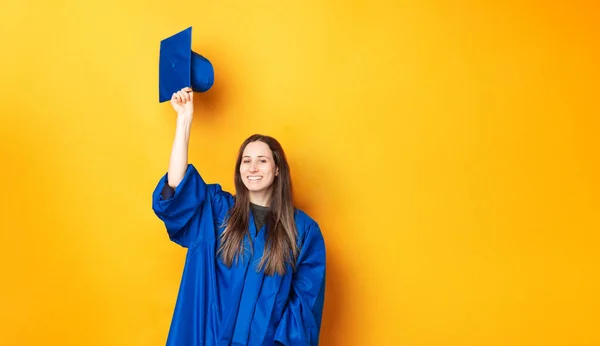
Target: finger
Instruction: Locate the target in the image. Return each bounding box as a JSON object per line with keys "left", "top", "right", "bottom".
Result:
{"left": 181, "top": 87, "right": 191, "bottom": 102}
{"left": 177, "top": 91, "right": 186, "bottom": 103}
{"left": 182, "top": 88, "right": 191, "bottom": 102}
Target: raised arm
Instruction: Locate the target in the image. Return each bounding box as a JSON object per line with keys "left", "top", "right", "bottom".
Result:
{"left": 153, "top": 87, "right": 216, "bottom": 248}
{"left": 167, "top": 87, "right": 194, "bottom": 189}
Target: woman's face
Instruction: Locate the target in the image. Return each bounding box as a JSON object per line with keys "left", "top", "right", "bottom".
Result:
{"left": 240, "top": 141, "right": 279, "bottom": 199}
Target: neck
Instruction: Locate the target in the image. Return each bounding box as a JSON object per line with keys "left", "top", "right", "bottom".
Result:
{"left": 249, "top": 191, "right": 271, "bottom": 207}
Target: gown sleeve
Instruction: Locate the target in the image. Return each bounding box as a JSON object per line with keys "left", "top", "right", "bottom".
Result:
{"left": 274, "top": 221, "right": 327, "bottom": 346}
{"left": 151, "top": 163, "right": 223, "bottom": 248}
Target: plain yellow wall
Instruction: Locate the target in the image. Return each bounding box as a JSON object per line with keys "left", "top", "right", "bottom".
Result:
{"left": 1, "top": 1, "right": 599, "bottom": 345}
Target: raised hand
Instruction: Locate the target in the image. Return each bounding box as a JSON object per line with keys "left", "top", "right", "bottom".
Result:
{"left": 170, "top": 87, "right": 194, "bottom": 117}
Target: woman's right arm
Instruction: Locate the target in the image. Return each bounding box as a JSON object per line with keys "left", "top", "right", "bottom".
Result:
{"left": 152, "top": 87, "right": 205, "bottom": 247}
{"left": 167, "top": 87, "right": 194, "bottom": 189}
{"left": 153, "top": 87, "right": 233, "bottom": 247}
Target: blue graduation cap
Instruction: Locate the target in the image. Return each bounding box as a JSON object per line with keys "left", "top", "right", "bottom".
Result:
{"left": 159, "top": 27, "right": 214, "bottom": 103}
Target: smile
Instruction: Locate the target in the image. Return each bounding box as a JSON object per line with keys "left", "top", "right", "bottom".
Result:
{"left": 247, "top": 176, "right": 263, "bottom": 181}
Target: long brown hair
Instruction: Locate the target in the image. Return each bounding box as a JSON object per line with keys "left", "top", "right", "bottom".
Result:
{"left": 217, "top": 134, "right": 299, "bottom": 276}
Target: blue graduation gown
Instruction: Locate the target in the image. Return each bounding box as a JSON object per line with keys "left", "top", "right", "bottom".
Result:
{"left": 152, "top": 164, "right": 326, "bottom": 345}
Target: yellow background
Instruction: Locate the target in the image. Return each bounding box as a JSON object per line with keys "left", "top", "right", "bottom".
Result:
{"left": 1, "top": 1, "right": 599, "bottom": 345}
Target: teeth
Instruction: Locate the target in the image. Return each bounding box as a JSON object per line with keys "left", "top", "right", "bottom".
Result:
{"left": 248, "top": 176, "right": 262, "bottom": 181}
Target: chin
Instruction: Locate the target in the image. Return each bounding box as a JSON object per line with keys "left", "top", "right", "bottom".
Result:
{"left": 243, "top": 183, "right": 263, "bottom": 192}
{"left": 243, "top": 180, "right": 273, "bottom": 193}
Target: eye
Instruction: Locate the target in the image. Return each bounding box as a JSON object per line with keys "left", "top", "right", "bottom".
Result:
{"left": 242, "top": 159, "right": 250, "bottom": 164}
{"left": 259, "top": 159, "right": 267, "bottom": 163}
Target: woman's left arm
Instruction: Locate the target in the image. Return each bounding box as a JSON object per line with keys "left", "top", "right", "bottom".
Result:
{"left": 274, "top": 222, "right": 327, "bottom": 346}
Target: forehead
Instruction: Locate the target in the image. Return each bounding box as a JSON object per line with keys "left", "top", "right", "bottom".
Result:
{"left": 242, "top": 141, "right": 273, "bottom": 157}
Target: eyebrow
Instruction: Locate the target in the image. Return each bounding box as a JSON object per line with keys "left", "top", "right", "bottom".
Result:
{"left": 243, "top": 155, "right": 269, "bottom": 158}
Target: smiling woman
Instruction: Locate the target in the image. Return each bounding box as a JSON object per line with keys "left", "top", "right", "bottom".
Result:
{"left": 240, "top": 139, "right": 280, "bottom": 206}
{"left": 151, "top": 87, "right": 326, "bottom": 345}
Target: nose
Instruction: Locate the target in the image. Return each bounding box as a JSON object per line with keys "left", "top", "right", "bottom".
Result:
{"left": 249, "top": 162, "right": 259, "bottom": 172}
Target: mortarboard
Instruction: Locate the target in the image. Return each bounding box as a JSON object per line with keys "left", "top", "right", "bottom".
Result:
{"left": 158, "top": 27, "right": 214, "bottom": 103}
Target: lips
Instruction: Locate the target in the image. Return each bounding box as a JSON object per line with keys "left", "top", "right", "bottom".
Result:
{"left": 247, "top": 176, "right": 263, "bottom": 181}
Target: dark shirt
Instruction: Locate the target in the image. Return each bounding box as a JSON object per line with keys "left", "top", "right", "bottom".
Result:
{"left": 250, "top": 203, "right": 270, "bottom": 232}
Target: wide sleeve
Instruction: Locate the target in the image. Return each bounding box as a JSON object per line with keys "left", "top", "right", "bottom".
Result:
{"left": 274, "top": 222, "right": 327, "bottom": 346}
{"left": 151, "top": 163, "right": 220, "bottom": 248}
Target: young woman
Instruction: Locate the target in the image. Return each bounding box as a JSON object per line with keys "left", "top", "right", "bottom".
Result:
{"left": 152, "top": 87, "right": 326, "bottom": 345}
